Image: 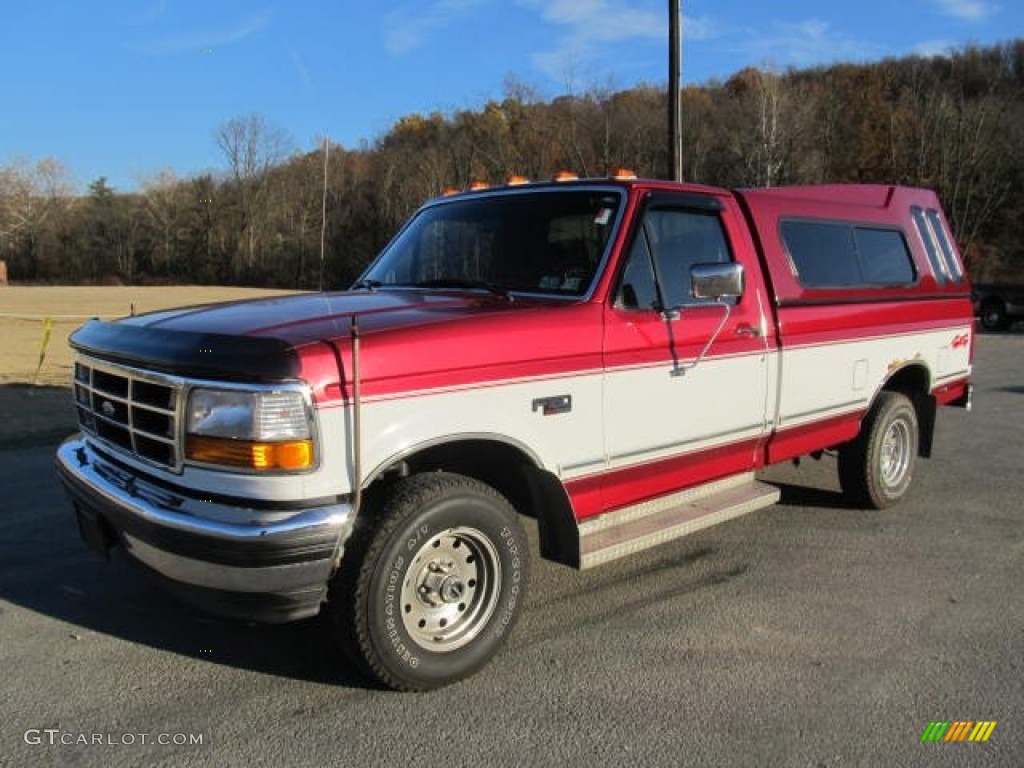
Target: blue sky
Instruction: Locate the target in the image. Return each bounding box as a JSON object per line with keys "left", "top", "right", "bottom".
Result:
{"left": 1, "top": 0, "right": 1019, "bottom": 192}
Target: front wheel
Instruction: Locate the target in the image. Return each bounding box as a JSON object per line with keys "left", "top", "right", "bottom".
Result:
{"left": 329, "top": 472, "right": 529, "bottom": 691}
{"left": 838, "top": 391, "right": 919, "bottom": 509}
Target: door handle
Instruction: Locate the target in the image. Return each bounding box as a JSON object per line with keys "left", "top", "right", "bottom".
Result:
{"left": 532, "top": 395, "right": 572, "bottom": 416}
{"left": 734, "top": 323, "right": 761, "bottom": 337}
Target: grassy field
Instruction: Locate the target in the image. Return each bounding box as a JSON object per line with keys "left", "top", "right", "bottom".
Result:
{"left": 1, "top": 285, "right": 300, "bottom": 387}
{"left": 0, "top": 286, "right": 300, "bottom": 444}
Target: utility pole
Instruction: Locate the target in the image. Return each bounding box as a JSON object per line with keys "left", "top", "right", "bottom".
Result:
{"left": 319, "top": 136, "right": 328, "bottom": 291}
{"left": 668, "top": 0, "right": 683, "bottom": 182}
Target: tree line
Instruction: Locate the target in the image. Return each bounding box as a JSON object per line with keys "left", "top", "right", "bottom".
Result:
{"left": 2, "top": 40, "right": 1021, "bottom": 289}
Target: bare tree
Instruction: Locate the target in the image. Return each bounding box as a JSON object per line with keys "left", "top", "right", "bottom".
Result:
{"left": 141, "top": 169, "right": 187, "bottom": 275}
{"left": 0, "top": 156, "right": 73, "bottom": 278}
{"left": 728, "top": 67, "right": 789, "bottom": 187}
{"left": 215, "top": 113, "right": 293, "bottom": 274}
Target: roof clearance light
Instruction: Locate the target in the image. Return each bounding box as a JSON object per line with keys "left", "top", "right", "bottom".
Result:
{"left": 469, "top": 181, "right": 490, "bottom": 191}
{"left": 612, "top": 168, "right": 637, "bottom": 180}
{"left": 441, "top": 187, "right": 459, "bottom": 197}
{"left": 507, "top": 175, "right": 530, "bottom": 186}
{"left": 553, "top": 171, "right": 579, "bottom": 182}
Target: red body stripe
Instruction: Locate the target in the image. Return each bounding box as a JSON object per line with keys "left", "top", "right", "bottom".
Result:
{"left": 766, "top": 412, "right": 863, "bottom": 466}
{"left": 566, "top": 437, "right": 764, "bottom": 520}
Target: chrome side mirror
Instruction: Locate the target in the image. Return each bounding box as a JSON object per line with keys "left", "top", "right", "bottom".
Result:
{"left": 691, "top": 262, "right": 744, "bottom": 300}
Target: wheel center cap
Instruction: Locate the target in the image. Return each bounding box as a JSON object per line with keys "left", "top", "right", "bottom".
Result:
{"left": 439, "top": 575, "right": 465, "bottom": 603}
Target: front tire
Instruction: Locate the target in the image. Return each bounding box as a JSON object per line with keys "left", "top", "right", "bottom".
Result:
{"left": 329, "top": 472, "right": 529, "bottom": 691}
{"left": 838, "top": 391, "right": 919, "bottom": 509}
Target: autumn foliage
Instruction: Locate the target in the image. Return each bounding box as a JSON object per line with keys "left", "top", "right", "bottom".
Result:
{"left": 2, "top": 40, "right": 1021, "bottom": 288}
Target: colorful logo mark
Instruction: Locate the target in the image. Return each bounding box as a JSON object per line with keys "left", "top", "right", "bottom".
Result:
{"left": 921, "top": 721, "right": 997, "bottom": 743}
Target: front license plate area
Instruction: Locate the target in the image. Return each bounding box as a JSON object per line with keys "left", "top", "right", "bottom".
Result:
{"left": 75, "top": 504, "right": 113, "bottom": 560}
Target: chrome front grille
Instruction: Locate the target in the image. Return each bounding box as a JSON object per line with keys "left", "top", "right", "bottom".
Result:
{"left": 74, "top": 357, "right": 183, "bottom": 471}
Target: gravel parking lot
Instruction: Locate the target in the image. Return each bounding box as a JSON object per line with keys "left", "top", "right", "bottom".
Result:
{"left": 1, "top": 333, "right": 1021, "bottom": 767}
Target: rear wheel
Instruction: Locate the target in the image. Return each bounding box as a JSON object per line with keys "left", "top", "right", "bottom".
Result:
{"left": 329, "top": 472, "right": 529, "bottom": 691}
{"left": 980, "top": 299, "right": 1010, "bottom": 331}
{"left": 838, "top": 391, "right": 919, "bottom": 509}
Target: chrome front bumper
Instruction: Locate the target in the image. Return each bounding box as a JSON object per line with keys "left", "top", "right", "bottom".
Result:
{"left": 55, "top": 436, "right": 354, "bottom": 623}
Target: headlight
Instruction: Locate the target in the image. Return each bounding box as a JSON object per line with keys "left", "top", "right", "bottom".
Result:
{"left": 187, "top": 389, "right": 310, "bottom": 440}
{"left": 185, "top": 388, "right": 314, "bottom": 471}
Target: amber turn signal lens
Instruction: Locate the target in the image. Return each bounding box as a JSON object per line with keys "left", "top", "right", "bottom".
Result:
{"left": 186, "top": 435, "right": 314, "bottom": 471}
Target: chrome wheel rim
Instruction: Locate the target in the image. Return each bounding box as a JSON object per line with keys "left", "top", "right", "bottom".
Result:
{"left": 880, "top": 419, "right": 912, "bottom": 488}
{"left": 400, "top": 526, "right": 501, "bottom": 653}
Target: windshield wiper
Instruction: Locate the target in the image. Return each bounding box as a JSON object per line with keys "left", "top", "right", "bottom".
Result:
{"left": 412, "top": 279, "right": 510, "bottom": 299}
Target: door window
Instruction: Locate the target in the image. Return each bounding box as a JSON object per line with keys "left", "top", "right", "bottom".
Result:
{"left": 618, "top": 208, "right": 733, "bottom": 310}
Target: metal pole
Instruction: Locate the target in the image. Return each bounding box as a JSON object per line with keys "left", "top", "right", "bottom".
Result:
{"left": 668, "top": 0, "right": 683, "bottom": 182}
{"left": 319, "top": 137, "right": 329, "bottom": 291}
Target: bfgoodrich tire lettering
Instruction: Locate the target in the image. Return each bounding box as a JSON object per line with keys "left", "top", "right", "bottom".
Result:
{"left": 329, "top": 472, "right": 529, "bottom": 691}
{"left": 838, "top": 391, "right": 919, "bottom": 510}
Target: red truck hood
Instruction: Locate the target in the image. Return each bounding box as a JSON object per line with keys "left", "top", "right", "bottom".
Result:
{"left": 71, "top": 289, "right": 601, "bottom": 393}
{"left": 122, "top": 290, "right": 503, "bottom": 342}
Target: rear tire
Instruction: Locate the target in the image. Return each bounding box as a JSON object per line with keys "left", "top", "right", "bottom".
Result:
{"left": 329, "top": 472, "right": 529, "bottom": 691}
{"left": 838, "top": 392, "right": 919, "bottom": 509}
{"left": 980, "top": 299, "right": 1010, "bottom": 331}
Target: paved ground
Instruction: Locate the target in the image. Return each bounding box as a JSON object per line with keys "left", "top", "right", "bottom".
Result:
{"left": 1, "top": 334, "right": 1020, "bottom": 767}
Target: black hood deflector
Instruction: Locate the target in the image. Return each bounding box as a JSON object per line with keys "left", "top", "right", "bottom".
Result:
{"left": 70, "top": 320, "right": 299, "bottom": 382}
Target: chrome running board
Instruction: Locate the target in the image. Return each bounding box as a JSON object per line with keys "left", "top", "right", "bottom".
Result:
{"left": 577, "top": 472, "right": 780, "bottom": 569}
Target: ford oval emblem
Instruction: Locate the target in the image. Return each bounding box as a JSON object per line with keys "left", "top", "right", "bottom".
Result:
{"left": 101, "top": 400, "right": 116, "bottom": 417}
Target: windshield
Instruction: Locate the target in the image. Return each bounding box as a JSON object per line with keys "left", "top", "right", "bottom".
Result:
{"left": 360, "top": 188, "right": 623, "bottom": 297}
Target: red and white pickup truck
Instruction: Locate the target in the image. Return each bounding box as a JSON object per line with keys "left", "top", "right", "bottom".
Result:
{"left": 56, "top": 176, "right": 974, "bottom": 690}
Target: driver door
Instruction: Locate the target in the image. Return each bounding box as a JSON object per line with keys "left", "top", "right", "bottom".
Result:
{"left": 600, "top": 195, "right": 771, "bottom": 512}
